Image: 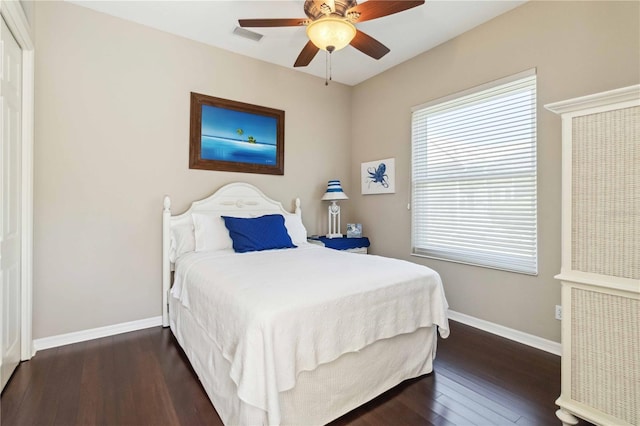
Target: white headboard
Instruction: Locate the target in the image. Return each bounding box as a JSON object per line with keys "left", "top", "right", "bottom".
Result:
{"left": 161, "top": 182, "right": 301, "bottom": 326}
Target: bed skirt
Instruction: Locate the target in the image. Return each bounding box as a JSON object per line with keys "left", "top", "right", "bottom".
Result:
{"left": 169, "top": 295, "right": 437, "bottom": 425}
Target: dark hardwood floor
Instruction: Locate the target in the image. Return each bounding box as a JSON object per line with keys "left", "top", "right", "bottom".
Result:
{"left": 1, "top": 321, "right": 585, "bottom": 425}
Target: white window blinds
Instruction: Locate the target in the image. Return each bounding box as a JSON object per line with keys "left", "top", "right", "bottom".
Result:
{"left": 411, "top": 70, "right": 538, "bottom": 275}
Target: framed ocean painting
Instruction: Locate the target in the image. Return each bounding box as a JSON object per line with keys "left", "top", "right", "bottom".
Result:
{"left": 189, "top": 93, "right": 285, "bottom": 175}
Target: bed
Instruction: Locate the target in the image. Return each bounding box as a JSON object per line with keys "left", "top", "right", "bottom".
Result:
{"left": 161, "top": 182, "right": 449, "bottom": 425}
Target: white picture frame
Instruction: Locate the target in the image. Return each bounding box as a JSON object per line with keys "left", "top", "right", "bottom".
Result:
{"left": 361, "top": 158, "right": 395, "bottom": 195}
{"left": 347, "top": 223, "right": 362, "bottom": 238}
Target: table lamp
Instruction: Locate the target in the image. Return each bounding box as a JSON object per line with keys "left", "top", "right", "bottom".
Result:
{"left": 321, "top": 180, "right": 348, "bottom": 239}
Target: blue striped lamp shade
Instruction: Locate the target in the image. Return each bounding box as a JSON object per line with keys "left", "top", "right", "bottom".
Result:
{"left": 321, "top": 180, "right": 348, "bottom": 201}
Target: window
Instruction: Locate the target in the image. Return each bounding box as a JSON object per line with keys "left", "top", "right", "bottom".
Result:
{"left": 411, "top": 70, "right": 537, "bottom": 275}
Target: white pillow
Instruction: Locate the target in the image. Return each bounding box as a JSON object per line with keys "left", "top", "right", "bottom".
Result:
{"left": 169, "top": 223, "right": 195, "bottom": 263}
{"left": 192, "top": 212, "right": 234, "bottom": 252}
{"left": 283, "top": 213, "right": 308, "bottom": 246}
{"left": 192, "top": 211, "right": 307, "bottom": 251}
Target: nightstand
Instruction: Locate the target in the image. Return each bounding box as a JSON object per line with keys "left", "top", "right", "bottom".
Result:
{"left": 307, "top": 236, "right": 370, "bottom": 254}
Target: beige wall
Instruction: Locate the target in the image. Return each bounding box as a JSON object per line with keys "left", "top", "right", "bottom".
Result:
{"left": 33, "top": 2, "right": 352, "bottom": 338}
{"left": 350, "top": 1, "right": 640, "bottom": 342}
{"left": 35, "top": 1, "right": 639, "bottom": 343}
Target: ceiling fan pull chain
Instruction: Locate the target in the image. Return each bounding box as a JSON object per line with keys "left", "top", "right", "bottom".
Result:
{"left": 325, "top": 45, "right": 335, "bottom": 86}
{"left": 325, "top": 50, "right": 329, "bottom": 86}
{"left": 330, "top": 50, "right": 333, "bottom": 82}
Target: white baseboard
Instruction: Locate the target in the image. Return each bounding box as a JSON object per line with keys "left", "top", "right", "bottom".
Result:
{"left": 448, "top": 310, "right": 561, "bottom": 356}
{"left": 31, "top": 312, "right": 560, "bottom": 357}
{"left": 32, "top": 316, "right": 163, "bottom": 354}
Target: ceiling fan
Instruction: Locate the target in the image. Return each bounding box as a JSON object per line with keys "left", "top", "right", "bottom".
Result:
{"left": 238, "top": 0, "right": 425, "bottom": 68}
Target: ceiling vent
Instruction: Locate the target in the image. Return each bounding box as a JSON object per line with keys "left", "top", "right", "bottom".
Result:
{"left": 232, "top": 26, "right": 263, "bottom": 42}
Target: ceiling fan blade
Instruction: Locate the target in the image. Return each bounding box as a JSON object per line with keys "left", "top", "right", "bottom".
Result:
{"left": 238, "top": 18, "right": 308, "bottom": 28}
{"left": 347, "top": 1, "right": 424, "bottom": 23}
{"left": 350, "top": 30, "right": 390, "bottom": 60}
{"left": 294, "top": 41, "right": 320, "bottom": 67}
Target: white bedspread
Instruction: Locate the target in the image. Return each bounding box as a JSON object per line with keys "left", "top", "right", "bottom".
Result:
{"left": 172, "top": 244, "right": 449, "bottom": 425}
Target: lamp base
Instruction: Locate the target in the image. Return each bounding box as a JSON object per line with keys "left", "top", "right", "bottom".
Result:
{"left": 325, "top": 201, "right": 343, "bottom": 239}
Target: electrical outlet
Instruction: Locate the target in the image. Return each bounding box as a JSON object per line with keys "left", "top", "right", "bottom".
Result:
{"left": 555, "top": 305, "right": 563, "bottom": 320}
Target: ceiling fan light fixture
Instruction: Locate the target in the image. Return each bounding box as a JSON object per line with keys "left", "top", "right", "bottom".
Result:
{"left": 306, "top": 17, "right": 356, "bottom": 52}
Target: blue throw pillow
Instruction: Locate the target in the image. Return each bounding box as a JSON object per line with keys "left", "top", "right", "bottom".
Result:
{"left": 221, "top": 214, "right": 297, "bottom": 253}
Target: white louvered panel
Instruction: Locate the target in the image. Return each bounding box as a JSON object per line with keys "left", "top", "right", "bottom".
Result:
{"left": 571, "top": 288, "right": 640, "bottom": 425}
{"left": 572, "top": 106, "right": 640, "bottom": 279}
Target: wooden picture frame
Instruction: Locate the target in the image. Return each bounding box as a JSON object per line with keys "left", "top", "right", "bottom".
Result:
{"left": 189, "top": 92, "right": 285, "bottom": 175}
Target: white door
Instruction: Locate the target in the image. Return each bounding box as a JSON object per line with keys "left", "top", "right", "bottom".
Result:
{"left": 0, "top": 16, "right": 22, "bottom": 391}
